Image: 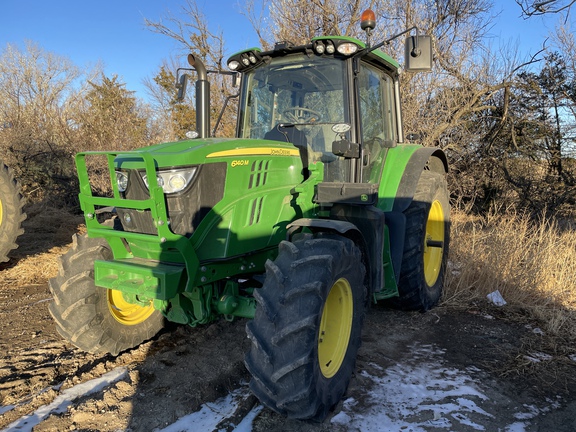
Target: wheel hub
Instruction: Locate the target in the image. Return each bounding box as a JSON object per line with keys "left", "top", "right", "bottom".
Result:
{"left": 318, "top": 278, "right": 353, "bottom": 378}
{"left": 424, "top": 199, "right": 445, "bottom": 286}
{"left": 107, "top": 289, "right": 155, "bottom": 325}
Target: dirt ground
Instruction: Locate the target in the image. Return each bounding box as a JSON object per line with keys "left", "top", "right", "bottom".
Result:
{"left": 1, "top": 213, "right": 576, "bottom": 431}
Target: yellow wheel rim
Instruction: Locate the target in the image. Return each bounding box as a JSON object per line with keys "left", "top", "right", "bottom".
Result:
{"left": 107, "top": 289, "right": 155, "bottom": 325}
{"left": 318, "top": 278, "right": 353, "bottom": 379}
{"left": 424, "top": 199, "right": 445, "bottom": 287}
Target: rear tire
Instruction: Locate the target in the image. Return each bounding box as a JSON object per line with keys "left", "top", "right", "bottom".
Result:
{"left": 49, "top": 234, "right": 164, "bottom": 355}
{"left": 245, "top": 233, "right": 366, "bottom": 421}
{"left": 396, "top": 170, "right": 450, "bottom": 311}
{"left": 0, "top": 163, "right": 25, "bottom": 263}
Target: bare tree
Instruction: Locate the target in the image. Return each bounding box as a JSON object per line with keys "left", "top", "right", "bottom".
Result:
{"left": 0, "top": 42, "right": 93, "bottom": 203}
{"left": 0, "top": 42, "right": 157, "bottom": 204}
{"left": 554, "top": 24, "right": 576, "bottom": 119}
{"left": 516, "top": 0, "right": 575, "bottom": 17}
{"left": 244, "top": 0, "right": 375, "bottom": 46}
{"left": 143, "top": 60, "right": 197, "bottom": 141}
{"left": 144, "top": 1, "right": 238, "bottom": 137}
{"left": 145, "top": 1, "right": 226, "bottom": 69}
{"left": 0, "top": 42, "right": 82, "bottom": 144}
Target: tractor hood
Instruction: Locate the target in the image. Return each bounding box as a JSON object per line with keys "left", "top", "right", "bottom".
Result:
{"left": 114, "top": 137, "right": 300, "bottom": 170}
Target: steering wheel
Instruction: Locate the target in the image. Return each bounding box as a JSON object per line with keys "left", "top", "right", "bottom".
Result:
{"left": 282, "top": 107, "right": 322, "bottom": 123}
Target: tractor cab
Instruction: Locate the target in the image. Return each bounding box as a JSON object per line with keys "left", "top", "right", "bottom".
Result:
{"left": 228, "top": 37, "right": 402, "bottom": 185}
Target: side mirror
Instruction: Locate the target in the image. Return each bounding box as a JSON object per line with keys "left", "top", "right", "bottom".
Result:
{"left": 332, "top": 139, "right": 360, "bottom": 158}
{"left": 232, "top": 72, "right": 241, "bottom": 88}
{"left": 176, "top": 74, "right": 189, "bottom": 102}
{"left": 404, "top": 35, "right": 433, "bottom": 72}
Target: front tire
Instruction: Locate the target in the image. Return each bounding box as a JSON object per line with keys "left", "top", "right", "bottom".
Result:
{"left": 0, "top": 163, "right": 25, "bottom": 263}
{"left": 245, "top": 233, "right": 366, "bottom": 421}
{"left": 49, "top": 234, "right": 164, "bottom": 355}
{"left": 396, "top": 170, "right": 450, "bottom": 311}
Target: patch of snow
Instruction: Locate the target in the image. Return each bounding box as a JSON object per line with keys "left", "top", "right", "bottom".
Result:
{"left": 233, "top": 405, "right": 264, "bottom": 432}
{"left": 505, "top": 422, "right": 528, "bottom": 431}
{"left": 0, "top": 404, "right": 15, "bottom": 415}
{"left": 331, "top": 343, "right": 566, "bottom": 432}
{"left": 524, "top": 324, "right": 544, "bottom": 335}
{"left": 332, "top": 343, "right": 492, "bottom": 431}
{"left": 524, "top": 352, "right": 553, "bottom": 363}
{"left": 508, "top": 397, "right": 563, "bottom": 432}
{"left": 514, "top": 404, "right": 540, "bottom": 420}
{"left": 32, "top": 298, "right": 52, "bottom": 305}
{"left": 156, "top": 387, "right": 254, "bottom": 432}
{"left": 509, "top": 399, "right": 561, "bottom": 431}
{"left": 331, "top": 410, "right": 352, "bottom": 425}
{"left": 4, "top": 367, "right": 128, "bottom": 432}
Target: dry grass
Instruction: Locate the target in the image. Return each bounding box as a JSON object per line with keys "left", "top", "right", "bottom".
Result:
{"left": 0, "top": 247, "right": 68, "bottom": 285}
{"left": 0, "top": 204, "right": 85, "bottom": 286}
{"left": 444, "top": 206, "right": 576, "bottom": 340}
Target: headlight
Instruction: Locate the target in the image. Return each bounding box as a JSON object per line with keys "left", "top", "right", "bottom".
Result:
{"left": 337, "top": 42, "right": 359, "bottom": 55}
{"left": 141, "top": 167, "right": 198, "bottom": 194}
{"left": 115, "top": 171, "right": 128, "bottom": 192}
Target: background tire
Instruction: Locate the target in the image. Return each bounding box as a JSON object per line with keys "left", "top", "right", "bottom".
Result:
{"left": 0, "top": 163, "right": 25, "bottom": 263}
{"left": 49, "top": 234, "right": 164, "bottom": 355}
{"left": 396, "top": 170, "right": 450, "bottom": 311}
{"left": 245, "top": 233, "right": 366, "bottom": 421}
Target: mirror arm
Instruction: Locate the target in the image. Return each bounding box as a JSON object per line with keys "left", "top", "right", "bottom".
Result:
{"left": 176, "top": 68, "right": 239, "bottom": 102}
{"left": 212, "top": 93, "right": 239, "bottom": 137}
{"left": 356, "top": 26, "right": 419, "bottom": 59}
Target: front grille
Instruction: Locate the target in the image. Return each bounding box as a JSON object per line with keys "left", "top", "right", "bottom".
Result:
{"left": 117, "top": 163, "right": 227, "bottom": 237}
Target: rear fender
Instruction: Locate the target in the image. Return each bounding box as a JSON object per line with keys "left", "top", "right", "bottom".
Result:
{"left": 391, "top": 147, "right": 448, "bottom": 213}
{"left": 378, "top": 145, "right": 448, "bottom": 213}
{"left": 378, "top": 145, "right": 448, "bottom": 287}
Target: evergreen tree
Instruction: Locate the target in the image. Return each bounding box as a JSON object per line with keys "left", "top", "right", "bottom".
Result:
{"left": 81, "top": 74, "right": 148, "bottom": 150}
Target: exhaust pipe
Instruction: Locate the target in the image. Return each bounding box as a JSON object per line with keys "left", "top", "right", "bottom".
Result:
{"left": 188, "top": 54, "right": 210, "bottom": 139}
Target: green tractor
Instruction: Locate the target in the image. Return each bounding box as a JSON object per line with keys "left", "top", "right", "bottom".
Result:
{"left": 49, "top": 11, "right": 449, "bottom": 421}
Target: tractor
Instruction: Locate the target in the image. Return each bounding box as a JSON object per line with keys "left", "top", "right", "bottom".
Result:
{"left": 49, "top": 10, "right": 449, "bottom": 421}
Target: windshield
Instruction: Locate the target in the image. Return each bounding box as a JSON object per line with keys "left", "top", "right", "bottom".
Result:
{"left": 238, "top": 54, "right": 351, "bottom": 181}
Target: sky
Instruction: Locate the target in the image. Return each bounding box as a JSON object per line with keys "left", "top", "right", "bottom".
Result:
{"left": 0, "top": 0, "right": 570, "bottom": 102}
{"left": 0, "top": 0, "right": 261, "bottom": 100}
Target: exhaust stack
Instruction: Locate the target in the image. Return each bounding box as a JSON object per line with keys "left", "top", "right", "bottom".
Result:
{"left": 188, "top": 54, "right": 210, "bottom": 139}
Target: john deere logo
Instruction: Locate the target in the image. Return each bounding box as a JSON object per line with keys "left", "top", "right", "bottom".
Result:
{"left": 270, "top": 149, "right": 291, "bottom": 156}
{"left": 360, "top": 194, "right": 368, "bottom": 202}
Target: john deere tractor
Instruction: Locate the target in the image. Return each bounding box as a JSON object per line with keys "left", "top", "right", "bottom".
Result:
{"left": 49, "top": 11, "right": 449, "bottom": 421}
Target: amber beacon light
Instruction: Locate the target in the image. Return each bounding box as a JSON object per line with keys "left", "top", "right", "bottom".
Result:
{"left": 360, "top": 9, "right": 376, "bottom": 31}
